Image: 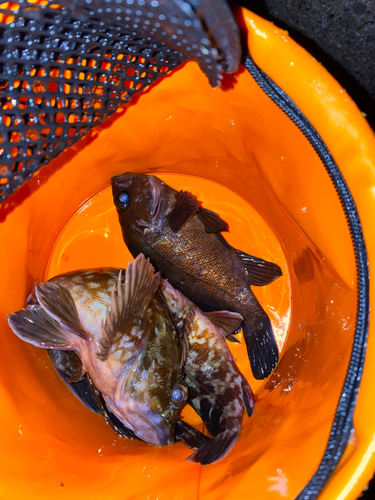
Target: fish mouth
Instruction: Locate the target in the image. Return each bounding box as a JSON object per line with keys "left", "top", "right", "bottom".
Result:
{"left": 144, "top": 410, "right": 175, "bottom": 446}
{"left": 123, "top": 407, "right": 174, "bottom": 447}
{"left": 111, "top": 172, "right": 135, "bottom": 189}
{"left": 111, "top": 390, "right": 175, "bottom": 446}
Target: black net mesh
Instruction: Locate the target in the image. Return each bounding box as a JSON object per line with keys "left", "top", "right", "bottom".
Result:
{"left": 0, "top": 0, "right": 240, "bottom": 204}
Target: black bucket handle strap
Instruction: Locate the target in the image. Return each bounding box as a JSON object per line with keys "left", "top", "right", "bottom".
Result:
{"left": 244, "top": 54, "right": 369, "bottom": 500}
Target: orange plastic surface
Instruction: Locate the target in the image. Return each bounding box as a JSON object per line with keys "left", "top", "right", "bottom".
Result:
{"left": 0, "top": 7, "right": 374, "bottom": 500}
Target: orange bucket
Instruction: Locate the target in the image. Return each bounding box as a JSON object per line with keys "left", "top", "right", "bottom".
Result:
{"left": 0, "top": 7, "right": 374, "bottom": 500}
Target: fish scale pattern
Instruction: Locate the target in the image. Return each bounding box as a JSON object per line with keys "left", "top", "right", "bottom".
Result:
{"left": 0, "top": 0, "right": 186, "bottom": 203}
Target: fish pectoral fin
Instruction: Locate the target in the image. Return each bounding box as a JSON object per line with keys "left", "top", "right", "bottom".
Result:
{"left": 197, "top": 207, "right": 228, "bottom": 233}
{"left": 236, "top": 249, "right": 282, "bottom": 286}
{"left": 240, "top": 373, "right": 254, "bottom": 417}
{"left": 47, "top": 350, "right": 100, "bottom": 412}
{"left": 97, "top": 254, "right": 160, "bottom": 360}
{"left": 178, "top": 307, "right": 195, "bottom": 368}
{"left": 67, "top": 374, "right": 100, "bottom": 412}
{"left": 243, "top": 317, "right": 279, "bottom": 380}
{"left": 166, "top": 190, "right": 199, "bottom": 231}
{"left": 204, "top": 310, "right": 243, "bottom": 341}
{"left": 186, "top": 429, "right": 239, "bottom": 465}
{"left": 64, "top": 352, "right": 85, "bottom": 383}
{"left": 35, "top": 282, "right": 91, "bottom": 340}
{"left": 8, "top": 305, "right": 75, "bottom": 349}
{"left": 175, "top": 420, "right": 211, "bottom": 449}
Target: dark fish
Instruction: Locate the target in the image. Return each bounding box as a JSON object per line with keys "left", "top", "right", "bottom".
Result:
{"left": 161, "top": 280, "right": 253, "bottom": 465}
{"left": 8, "top": 254, "right": 191, "bottom": 447}
{"left": 111, "top": 173, "right": 282, "bottom": 379}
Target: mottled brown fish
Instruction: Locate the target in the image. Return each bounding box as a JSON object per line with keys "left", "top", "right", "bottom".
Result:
{"left": 10, "top": 257, "right": 253, "bottom": 464}
{"left": 46, "top": 275, "right": 253, "bottom": 464}
{"left": 111, "top": 173, "right": 282, "bottom": 379}
{"left": 8, "top": 255, "right": 196, "bottom": 447}
{"left": 161, "top": 280, "right": 253, "bottom": 464}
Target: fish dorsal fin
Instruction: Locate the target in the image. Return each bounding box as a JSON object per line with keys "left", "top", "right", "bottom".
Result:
{"left": 178, "top": 307, "right": 195, "bottom": 367}
{"left": 8, "top": 305, "right": 75, "bottom": 349}
{"left": 97, "top": 254, "right": 161, "bottom": 361}
{"left": 166, "top": 191, "right": 228, "bottom": 234}
{"left": 236, "top": 250, "right": 282, "bottom": 286}
{"left": 166, "top": 190, "right": 199, "bottom": 231}
{"left": 35, "top": 282, "right": 91, "bottom": 340}
{"left": 197, "top": 208, "right": 228, "bottom": 234}
{"left": 26, "top": 290, "right": 38, "bottom": 305}
{"left": 160, "top": 281, "right": 191, "bottom": 368}
{"left": 204, "top": 310, "right": 243, "bottom": 343}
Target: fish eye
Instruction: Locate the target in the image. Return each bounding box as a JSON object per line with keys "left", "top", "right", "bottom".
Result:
{"left": 171, "top": 382, "right": 188, "bottom": 408}
{"left": 115, "top": 191, "right": 130, "bottom": 208}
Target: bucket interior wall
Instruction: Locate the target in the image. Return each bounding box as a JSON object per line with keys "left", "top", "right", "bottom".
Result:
{"left": 0, "top": 59, "right": 357, "bottom": 499}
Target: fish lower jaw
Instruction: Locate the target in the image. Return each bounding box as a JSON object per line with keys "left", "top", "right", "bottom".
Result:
{"left": 107, "top": 395, "right": 175, "bottom": 447}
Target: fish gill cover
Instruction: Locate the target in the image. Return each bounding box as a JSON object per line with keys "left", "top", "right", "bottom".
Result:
{"left": 0, "top": 0, "right": 241, "bottom": 205}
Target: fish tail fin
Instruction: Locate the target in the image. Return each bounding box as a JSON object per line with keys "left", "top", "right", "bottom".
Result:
{"left": 243, "top": 315, "right": 279, "bottom": 380}
{"left": 8, "top": 305, "right": 76, "bottom": 349}
{"left": 175, "top": 420, "right": 211, "bottom": 449}
{"left": 186, "top": 429, "right": 240, "bottom": 465}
